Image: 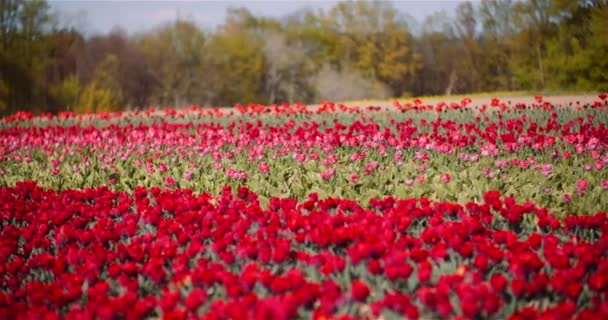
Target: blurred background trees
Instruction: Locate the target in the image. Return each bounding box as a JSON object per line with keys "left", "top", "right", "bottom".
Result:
{"left": 0, "top": 0, "right": 606, "bottom": 114}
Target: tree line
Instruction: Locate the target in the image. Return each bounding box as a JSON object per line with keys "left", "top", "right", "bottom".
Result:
{"left": 0, "top": 0, "right": 607, "bottom": 114}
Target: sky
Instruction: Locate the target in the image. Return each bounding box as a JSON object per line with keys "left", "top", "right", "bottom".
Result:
{"left": 49, "top": 1, "right": 467, "bottom": 35}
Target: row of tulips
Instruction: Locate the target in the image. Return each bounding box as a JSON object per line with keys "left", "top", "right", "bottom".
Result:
{"left": 1, "top": 106, "right": 607, "bottom": 215}
{"left": 1, "top": 94, "right": 606, "bottom": 126}
{"left": 1, "top": 182, "right": 607, "bottom": 319}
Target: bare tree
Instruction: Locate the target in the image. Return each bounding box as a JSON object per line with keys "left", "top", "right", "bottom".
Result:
{"left": 312, "top": 63, "right": 392, "bottom": 102}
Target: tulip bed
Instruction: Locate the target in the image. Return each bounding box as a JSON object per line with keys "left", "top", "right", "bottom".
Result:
{"left": 1, "top": 97, "right": 608, "bottom": 319}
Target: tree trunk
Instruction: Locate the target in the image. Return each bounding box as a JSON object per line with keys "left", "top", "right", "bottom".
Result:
{"left": 445, "top": 70, "right": 457, "bottom": 96}
{"left": 536, "top": 43, "right": 545, "bottom": 89}
{"left": 288, "top": 68, "right": 294, "bottom": 103}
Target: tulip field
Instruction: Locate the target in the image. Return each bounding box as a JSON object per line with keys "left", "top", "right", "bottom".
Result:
{"left": 1, "top": 96, "right": 608, "bottom": 319}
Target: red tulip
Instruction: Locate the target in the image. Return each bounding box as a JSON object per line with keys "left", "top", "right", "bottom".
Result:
{"left": 184, "top": 288, "right": 207, "bottom": 312}
{"left": 350, "top": 280, "right": 370, "bottom": 302}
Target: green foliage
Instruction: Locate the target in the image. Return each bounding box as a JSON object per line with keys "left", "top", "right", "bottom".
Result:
{"left": 587, "top": 5, "right": 608, "bottom": 91}
{"left": 541, "top": 3, "right": 608, "bottom": 91}
{"left": 49, "top": 75, "right": 81, "bottom": 110}
{"left": 93, "top": 54, "right": 122, "bottom": 100}
{"left": 204, "top": 29, "right": 267, "bottom": 106}
{"left": 0, "top": 0, "right": 607, "bottom": 114}
{"left": 0, "top": 0, "right": 54, "bottom": 113}
{"left": 138, "top": 20, "right": 207, "bottom": 107}
{"left": 65, "top": 54, "right": 123, "bottom": 112}
{"left": 75, "top": 82, "right": 119, "bottom": 113}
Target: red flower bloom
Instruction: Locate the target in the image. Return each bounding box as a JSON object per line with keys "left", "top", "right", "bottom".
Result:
{"left": 384, "top": 264, "right": 413, "bottom": 281}
{"left": 417, "top": 288, "right": 437, "bottom": 309}
{"left": 184, "top": 288, "right": 207, "bottom": 312}
{"left": 160, "top": 290, "right": 181, "bottom": 312}
{"left": 367, "top": 259, "right": 382, "bottom": 275}
{"left": 418, "top": 260, "right": 433, "bottom": 284}
{"left": 509, "top": 307, "right": 539, "bottom": 320}
{"left": 510, "top": 279, "right": 527, "bottom": 297}
{"left": 441, "top": 173, "right": 451, "bottom": 183}
{"left": 490, "top": 273, "right": 507, "bottom": 294}
{"left": 531, "top": 273, "right": 549, "bottom": 294}
{"left": 483, "top": 190, "right": 502, "bottom": 209}
{"left": 588, "top": 273, "right": 607, "bottom": 292}
{"left": 405, "top": 305, "right": 419, "bottom": 319}
{"left": 565, "top": 282, "right": 582, "bottom": 301}
{"left": 350, "top": 280, "right": 370, "bottom": 302}
{"left": 483, "top": 293, "right": 501, "bottom": 315}
{"left": 461, "top": 298, "right": 480, "bottom": 318}
{"left": 473, "top": 255, "right": 488, "bottom": 272}
{"left": 437, "top": 300, "right": 453, "bottom": 318}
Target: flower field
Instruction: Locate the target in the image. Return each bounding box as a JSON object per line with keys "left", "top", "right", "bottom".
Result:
{"left": 1, "top": 96, "right": 608, "bottom": 319}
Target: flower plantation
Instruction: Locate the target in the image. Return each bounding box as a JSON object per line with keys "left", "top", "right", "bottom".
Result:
{"left": 1, "top": 97, "right": 608, "bottom": 319}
